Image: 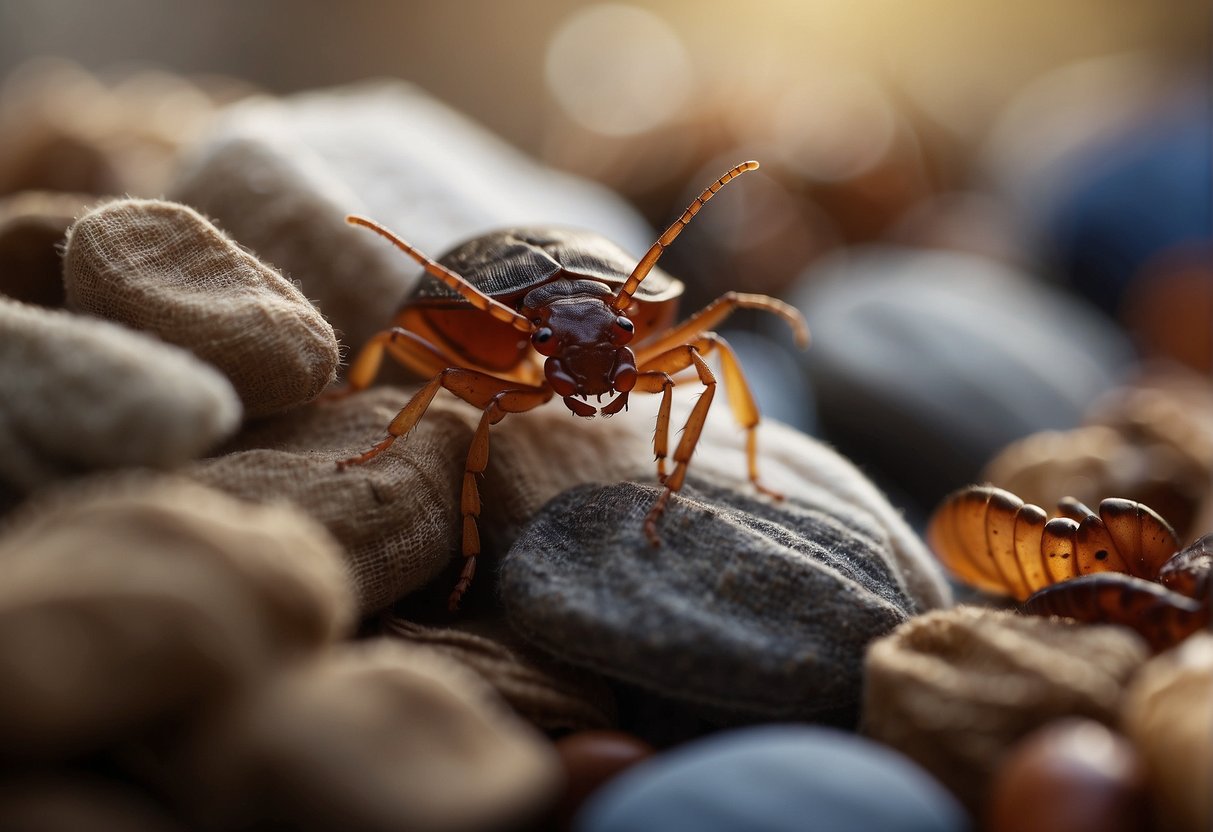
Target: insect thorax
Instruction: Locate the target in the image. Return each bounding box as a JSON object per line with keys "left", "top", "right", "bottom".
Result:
{"left": 520, "top": 278, "right": 614, "bottom": 313}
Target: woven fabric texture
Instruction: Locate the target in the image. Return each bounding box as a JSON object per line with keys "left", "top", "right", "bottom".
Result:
{"left": 501, "top": 473, "right": 918, "bottom": 722}
{"left": 186, "top": 387, "right": 469, "bottom": 613}
{"left": 171, "top": 130, "right": 411, "bottom": 357}
{"left": 381, "top": 615, "right": 617, "bottom": 732}
{"left": 168, "top": 81, "right": 650, "bottom": 358}
{"left": 477, "top": 391, "right": 949, "bottom": 614}
{"left": 64, "top": 198, "right": 339, "bottom": 418}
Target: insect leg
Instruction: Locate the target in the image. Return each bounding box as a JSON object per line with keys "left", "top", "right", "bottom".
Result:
{"left": 327, "top": 326, "right": 454, "bottom": 401}
{"left": 630, "top": 371, "right": 675, "bottom": 482}
{"left": 697, "top": 331, "right": 780, "bottom": 497}
{"left": 337, "top": 351, "right": 552, "bottom": 609}
{"left": 450, "top": 385, "right": 552, "bottom": 611}
{"left": 336, "top": 357, "right": 541, "bottom": 467}
{"left": 634, "top": 291, "right": 808, "bottom": 364}
{"left": 633, "top": 345, "right": 717, "bottom": 545}
{"left": 644, "top": 331, "right": 781, "bottom": 498}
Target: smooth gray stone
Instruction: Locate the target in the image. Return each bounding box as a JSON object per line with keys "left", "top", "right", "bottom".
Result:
{"left": 788, "top": 247, "right": 1134, "bottom": 508}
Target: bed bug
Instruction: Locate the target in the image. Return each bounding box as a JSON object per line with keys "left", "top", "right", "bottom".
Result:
{"left": 928, "top": 484, "right": 1211, "bottom": 649}
{"left": 334, "top": 161, "right": 809, "bottom": 610}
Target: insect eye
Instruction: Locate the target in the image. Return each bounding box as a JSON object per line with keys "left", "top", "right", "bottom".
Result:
{"left": 533, "top": 328, "right": 553, "bottom": 344}
{"left": 610, "top": 315, "right": 635, "bottom": 345}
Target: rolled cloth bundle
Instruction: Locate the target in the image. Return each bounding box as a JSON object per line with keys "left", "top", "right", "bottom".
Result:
{"left": 862, "top": 606, "right": 1150, "bottom": 812}
{"left": 64, "top": 197, "right": 340, "bottom": 418}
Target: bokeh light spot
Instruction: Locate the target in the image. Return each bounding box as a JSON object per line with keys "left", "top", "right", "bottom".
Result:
{"left": 545, "top": 4, "right": 692, "bottom": 137}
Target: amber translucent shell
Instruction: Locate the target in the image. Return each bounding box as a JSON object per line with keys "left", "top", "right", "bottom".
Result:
{"left": 927, "top": 485, "right": 1180, "bottom": 601}
{"left": 928, "top": 485, "right": 1212, "bottom": 651}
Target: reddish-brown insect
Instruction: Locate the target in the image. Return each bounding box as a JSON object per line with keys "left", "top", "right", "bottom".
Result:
{"left": 335, "top": 162, "right": 809, "bottom": 610}
{"left": 928, "top": 484, "right": 1211, "bottom": 649}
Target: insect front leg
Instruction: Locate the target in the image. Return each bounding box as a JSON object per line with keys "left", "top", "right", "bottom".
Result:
{"left": 337, "top": 356, "right": 551, "bottom": 609}
{"left": 633, "top": 345, "right": 718, "bottom": 545}
{"left": 630, "top": 371, "right": 675, "bottom": 482}
{"left": 642, "top": 330, "right": 782, "bottom": 498}
{"left": 687, "top": 331, "right": 781, "bottom": 498}
{"left": 335, "top": 349, "right": 530, "bottom": 468}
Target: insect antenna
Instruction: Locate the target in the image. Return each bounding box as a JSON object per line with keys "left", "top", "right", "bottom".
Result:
{"left": 347, "top": 215, "right": 535, "bottom": 333}
{"left": 611, "top": 160, "right": 759, "bottom": 313}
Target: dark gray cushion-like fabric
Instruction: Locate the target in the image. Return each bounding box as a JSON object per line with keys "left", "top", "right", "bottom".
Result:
{"left": 500, "top": 473, "right": 917, "bottom": 721}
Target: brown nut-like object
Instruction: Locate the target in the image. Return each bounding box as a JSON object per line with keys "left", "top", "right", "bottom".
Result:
{"left": 985, "top": 719, "right": 1148, "bottom": 832}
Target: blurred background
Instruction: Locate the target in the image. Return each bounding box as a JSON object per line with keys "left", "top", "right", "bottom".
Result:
{"left": 2, "top": 0, "right": 1210, "bottom": 529}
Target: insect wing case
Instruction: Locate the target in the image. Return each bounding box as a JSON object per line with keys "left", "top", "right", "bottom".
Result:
{"left": 409, "top": 228, "right": 683, "bottom": 304}
{"left": 399, "top": 229, "right": 683, "bottom": 374}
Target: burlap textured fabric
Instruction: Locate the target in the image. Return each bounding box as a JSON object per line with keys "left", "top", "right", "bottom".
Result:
{"left": 501, "top": 472, "right": 919, "bottom": 722}
{"left": 687, "top": 413, "right": 951, "bottom": 612}
{"left": 0, "top": 475, "right": 353, "bottom": 760}
{"left": 0, "top": 296, "right": 241, "bottom": 492}
{"left": 170, "top": 129, "right": 411, "bottom": 357}
{"left": 186, "top": 387, "right": 468, "bottom": 613}
{"left": 382, "top": 616, "right": 617, "bottom": 732}
{"left": 0, "top": 190, "right": 93, "bottom": 307}
{"left": 1121, "top": 633, "right": 1213, "bottom": 832}
{"left": 64, "top": 198, "right": 339, "bottom": 418}
{"left": 862, "top": 606, "right": 1149, "bottom": 812}
{"left": 171, "top": 639, "right": 561, "bottom": 832}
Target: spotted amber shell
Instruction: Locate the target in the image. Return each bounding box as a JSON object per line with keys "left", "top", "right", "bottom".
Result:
{"left": 927, "top": 485, "right": 1211, "bottom": 650}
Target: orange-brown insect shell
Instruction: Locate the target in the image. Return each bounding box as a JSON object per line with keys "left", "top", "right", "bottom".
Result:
{"left": 928, "top": 484, "right": 1211, "bottom": 651}
{"left": 393, "top": 228, "right": 682, "bottom": 384}
{"left": 1023, "top": 574, "right": 1210, "bottom": 651}
{"left": 926, "top": 485, "right": 1181, "bottom": 602}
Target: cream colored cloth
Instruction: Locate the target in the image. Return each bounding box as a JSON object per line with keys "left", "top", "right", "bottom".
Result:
{"left": 0, "top": 296, "right": 240, "bottom": 493}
